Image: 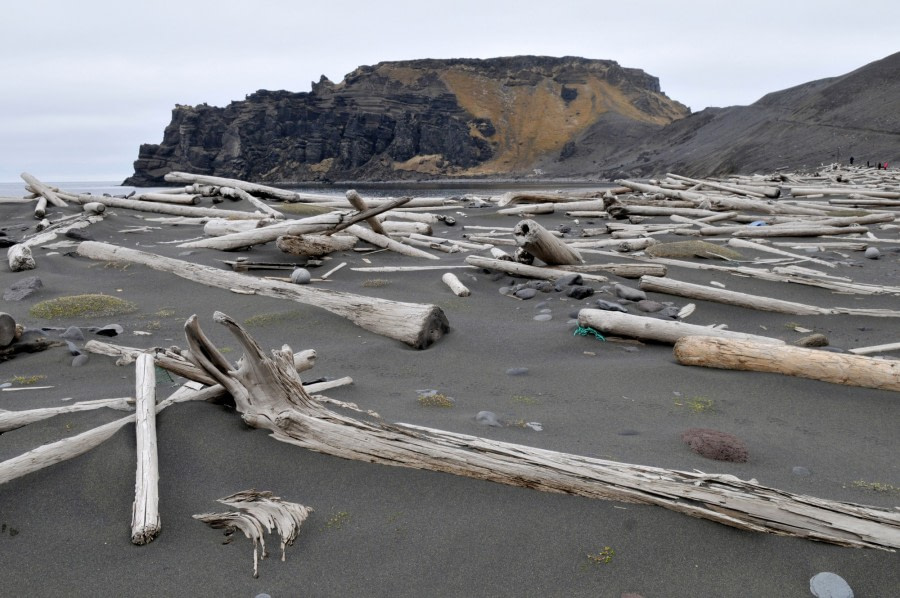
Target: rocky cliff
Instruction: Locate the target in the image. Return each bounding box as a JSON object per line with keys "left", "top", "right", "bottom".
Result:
{"left": 543, "top": 51, "right": 900, "bottom": 178}
{"left": 124, "top": 56, "right": 689, "bottom": 185}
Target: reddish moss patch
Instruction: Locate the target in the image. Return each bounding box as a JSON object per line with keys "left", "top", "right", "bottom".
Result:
{"left": 681, "top": 428, "right": 748, "bottom": 463}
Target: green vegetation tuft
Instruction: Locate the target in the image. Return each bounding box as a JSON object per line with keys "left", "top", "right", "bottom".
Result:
{"left": 326, "top": 510, "right": 351, "bottom": 530}
{"left": 850, "top": 480, "right": 899, "bottom": 493}
{"left": 243, "top": 310, "right": 304, "bottom": 327}
{"left": 586, "top": 546, "right": 615, "bottom": 564}
{"left": 362, "top": 279, "right": 391, "bottom": 288}
{"left": 10, "top": 374, "right": 47, "bottom": 385}
{"left": 29, "top": 294, "right": 138, "bottom": 319}
{"left": 417, "top": 393, "right": 454, "bottom": 408}
{"left": 674, "top": 396, "right": 715, "bottom": 413}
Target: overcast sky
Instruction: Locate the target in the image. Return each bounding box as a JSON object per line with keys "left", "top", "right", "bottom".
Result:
{"left": 1, "top": 1, "right": 897, "bottom": 183}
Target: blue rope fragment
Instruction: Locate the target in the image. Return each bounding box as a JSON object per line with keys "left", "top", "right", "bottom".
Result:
{"left": 573, "top": 325, "right": 605, "bottom": 341}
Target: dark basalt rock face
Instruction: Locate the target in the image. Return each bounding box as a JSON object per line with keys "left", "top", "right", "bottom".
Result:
{"left": 124, "top": 56, "right": 689, "bottom": 185}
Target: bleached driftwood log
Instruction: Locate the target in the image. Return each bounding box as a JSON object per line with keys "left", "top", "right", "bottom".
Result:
{"left": 577, "top": 309, "right": 784, "bottom": 345}
{"left": 275, "top": 234, "right": 357, "bottom": 257}
{"left": 674, "top": 336, "right": 900, "bottom": 392}
{"left": 441, "top": 273, "right": 471, "bottom": 297}
{"left": 76, "top": 242, "right": 449, "bottom": 349}
{"left": 849, "top": 342, "right": 900, "bottom": 356}
{"left": 513, "top": 219, "right": 583, "bottom": 265}
{"left": 58, "top": 190, "right": 270, "bottom": 220}
{"left": 557, "top": 263, "right": 667, "bottom": 279}
{"left": 218, "top": 186, "right": 285, "bottom": 219}
{"left": 345, "top": 190, "right": 386, "bottom": 234}
{"left": 180, "top": 213, "right": 344, "bottom": 250}
{"left": 465, "top": 255, "right": 607, "bottom": 283}
{"left": 346, "top": 224, "right": 439, "bottom": 260}
{"left": 82, "top": 202, "right": 106, "bottom": 214}
{"left": 131, "top": 354, "right": 161, "bottom": 545}
{"left": 21, "top": 172, "right": 67, "bottom": 207}
{"left": 0, "top": 397, "right": 132, "bottom": 433}
{"left": 7, "top": 244, "right": 35, "bottom": 271}
{"left": 639, "top": 275, "right": 900, "bottom": 317}
{"left": 666, "top": 173, "right": 769, "bottom": 198}
{"left": 168, "top": 312, "right": 900, "bottom": 551}
{"left": 164, "top": 171, "right": 303, "bottom": 203}
{"left": 135, "top": 192, "right": 201, "bottom": 205}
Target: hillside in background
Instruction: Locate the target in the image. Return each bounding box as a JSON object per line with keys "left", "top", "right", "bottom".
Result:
{"left": 543, "top": 51, "right": 900, "bottom": 178}
{"left": 125, "top": 52, "right": 900, "bottom": 185}
{"left": 124, "top": 56, "right": 688, "bottom": 185}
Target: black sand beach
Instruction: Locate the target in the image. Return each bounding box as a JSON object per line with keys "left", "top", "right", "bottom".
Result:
{"left": 1, "top": 184, "right": 898, "bottom": 597}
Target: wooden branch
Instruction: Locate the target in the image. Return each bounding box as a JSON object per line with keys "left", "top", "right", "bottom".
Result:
{"left": 21, "top": 172, "right": 67, "bottom": 207}
{"left": 134, "top": 192, "right": 201, "bottom": 205}
{"left": 0, "top": 398, "right": 132, "bottom": 433}
{"left": 169, "top": 312, "right": 900, "bottom": 551}
{"left": 848, "top": 342, "right": 900, "bottom": 356}
{"left": 275, "top": 234, "right": 357, "bottom": 257}
{"left": 346, "top": 224, "right": 439, "bottom": 260}
{"left": 76, "top": 242, "right": 449, "bottom": 349}
{"left": 674, "top": 336, "right": 900, "bottom": 392}
{"left": 131, "top": 354, "right": 161, "bottom": 545}
{"left": 58, "top": 190, "right": 270, "bottom": 220}
{"left": 639, "top": 275, "right": 900, "bottom": 317}
{"left": 465, "top": 255, "right": 607, "bottom": 282}
{"left": 179, "top": 213, "right": 345, "bottom": 250}
{"left": 577, "top": 309, "right": 784, "bottom": 345}
{"left": 556, "top": 263, "right": 667, "bottom": 279}
{"left": 345, "top": 190, "right": 386, "bottom": 234}
{"left": 441, "top": 273, "right": 471, "bottom": 297}
{"left": 513, "top": 219, "right": 583, "bottom": 265}
{"left": 218, "top": 186, "right": 284, "bottom": 219}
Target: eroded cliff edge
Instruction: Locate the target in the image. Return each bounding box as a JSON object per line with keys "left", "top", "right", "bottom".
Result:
{"left": 124, "top": 56, "right": 688, "bottom": 186}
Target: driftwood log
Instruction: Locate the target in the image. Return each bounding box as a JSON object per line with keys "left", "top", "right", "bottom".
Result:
{"left": 7, "top": 244, "right": 35, "bottom": 271}
{"left": 76, "top": 242, "right": 448, "bottom": 349}
{"left": 674, "top": 336, "right": 900, "bottom": 392}
{"left": 577, "top": 309, "right": 785, "bottom": 345}
{"left": 275, "top": 234, "right": 357, "bottom": 257}
{"left": 131, "top": 354, "right": 161, "bottom": 545}
{"left": 465, "top": 255, "right": 607, "bottom": 283}
{"left": 513, "top": 219, "right": 583, "bottom": 265}
{"left": 441, "top": 273, "right": 471, "bottom": 297}
{"left": 164, "top": 312, "right": 900, "bottom": 551}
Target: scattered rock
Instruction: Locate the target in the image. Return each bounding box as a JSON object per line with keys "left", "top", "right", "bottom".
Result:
{"left": 864, "top": 247, "right": 880, "bottom": 260}
{"left": 95, "top": 324, "right": 124, "bottom": 337}
{"left": 554, "top": 273, "right": 582, "bottom": 290}
{"left": 809, "top": 572, "right": 854, "bottom": 598}
{"left": 475, "top": 411, "right": 502, "bottom": 427}
{"left": 64, "top": 229, "right": 94, "bottom": 241}
{"left": 506, "top": 367, "right": 529, "bottom": 376}
{"left": 3, "top": 276, "right": 43, "bottom": 301}
{"left": 618, "top": 429, "right": 640, "bottom": 436}
{"left": 533, "top": 314, "right": 552, "bottom": 322}
{"left": 657, "top": 306, "right": 681, "bottom": 319}
{"left": 71, "top": 354, "right": 89, "bottom": 367}
{"left": 614, "top": 283, "right": 646, "bottom": 302}
{"left": 290, "top": 268, "right": 311, "bottom": 284}
{"left": 60, "top": 326, "right": 84, "bottom": 341}
{"left": 792, "top": 466, "right": 811, "bottom": 476}
{"left": 514, "top": 288, "right": 538, "bottom": 300}
{"left": 636, "top": 299, "right": 664, "bottom": 313}
{"left": 795, "top": 333, "right": 829, "bottom": 347}
{"left": 65, "top": 341, "right": 82, "bottom": 356}
{"left": 681, "top": 428, "right": 748, "bottom": 462}
{"left": 566, "top": 285, "right": 594, "bottom": 300}
{"left": 594, "top": 299, "right": 628, "bottom": 313}
{"left": 524, "top": 280, "right": 554, "bottom": 292}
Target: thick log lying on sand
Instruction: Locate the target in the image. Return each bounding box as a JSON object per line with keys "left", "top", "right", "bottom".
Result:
{"left": 275, "top": 234, "right": 357, "bottom": 257}
{"left": 0, "top": 397, "right": 132, "bottom": 433}
{"left": 182, "top": 213, "right": 344, "bottom": 250}
{"left": 557, "top": 262, "right": 667, "bottom": 279}
{"left": 134, "top": 192, "right": 201, "bottom": 205}
{"left": 345, "top": 190, "right": 386, "bottom": 234}
{"left": 513, "top": 219, "right": 583, "bottom": 265}
{"left": 168, "top": 312, "right": 900, "bottom": 551}
{"left": 218, "top": 186, "right": 285, "bottom": 219}
{"left": 59, "top": 190, "right": 270, "bottom": 220}
{"left": 7, "top": 244, "right": 35, "bottom": 271}
{"left": 131, "top": 354, "right": 161, "bottom": 545}
{"left": 674, "top": 336, "right": 900, "bottom": 392}
{"left": 76, "top": 242, "right": 448, "bottom": 349}
{"left": 466, "top": 255, "right": 607, "bottom": 283}
{"left": 639, "top": 275, "right": 900, "bottom": 318}
{"left": 164, "top": 171, "right": 302, "bottom": 203}
{"left": 577, "top": 309, "right": 784, "bottom": 345}
{"left": 346, "top": 224, "right": 439, "bottom": 260}
{"left": 21, "top": 172, "right": 67, "bottom": 207}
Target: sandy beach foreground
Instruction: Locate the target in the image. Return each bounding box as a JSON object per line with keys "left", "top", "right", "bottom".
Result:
{"left": 1, "top": 181, "right": 898, "bottom": 597}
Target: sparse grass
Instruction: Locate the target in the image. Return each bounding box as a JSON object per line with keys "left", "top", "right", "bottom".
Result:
{"left": 362, "top": 279, "right": 391, "bottom": 288}
{"left": 10, "top": 374, "right": 46, "bottom": 385}
{"left": 586, "top": 546, "right": 615, "bottom": 564}
{"left": 674, "top": 396, "right": 715, "bottom": 413}
{"left": 29, "top": 294, "right": 138, "bottom": 319}
{"left": 144, "top": 320, "right": 161, "bottom": 331}
{"left": 849, "top": 480, "right": 899, "bottom": 494}
{"left": 243, "top": 310, "right": 303, "bottom": 327}
{"left": 326, "top": 510, "right": 351, "bottom": 530}
{"left": 154, "top": 308, "right": 177, "bottom": 318}
{"left": 219, "top": 347, "right": 234, "bottom": 354}
{"left": 417, "top": 393, "right": 454, "bottom": 408}
{"left": 511, "top": 395, "right": 538, "bottom": 405}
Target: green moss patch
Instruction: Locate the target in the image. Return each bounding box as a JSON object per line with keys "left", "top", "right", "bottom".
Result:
{"left": 29, "top": 294, "right": 138, "bottom": 319}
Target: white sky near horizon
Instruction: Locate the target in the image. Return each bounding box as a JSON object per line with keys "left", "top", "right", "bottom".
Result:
{"left": 1, "top": 0, "right": 897, "bottom": 183}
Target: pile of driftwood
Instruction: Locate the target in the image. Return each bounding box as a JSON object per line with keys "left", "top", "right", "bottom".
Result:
{"left": 2, "top": 166, "right": 899, "bottom": 555}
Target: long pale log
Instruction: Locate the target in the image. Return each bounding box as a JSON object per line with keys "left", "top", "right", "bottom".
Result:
{"left": 791, "top": 187, "right": 900, "bottom": 199}
{"left": 513, "top": 219, "right": 583, "bottom": 265}
{"left": 59, "top": 190, "right": 270, "bottom": 220}
{"left": 275, "top": 234, "right": 357, "bottom": 257}
{"left": 171, "top": 312, "right": 900, "bottom": 551}
{"left": 163, "top": 171, "right": 302, "bottom": 202}
{"left": 466, "top": 255, "right": 607, "bottom": 282}
{"left": 380, "top": 221, "right": 432, "bottom": 235}
{"left": 76, "top": 242, "right": 448, "bottom": 349}
{"left": 180, "top": 213, "right": 344, "bottom": 250}
{"left": 849, "top": 342, "right": 900, "bottom": 356}
{"left": 617, "top": 180, "right": 827, "bottom": 215}
{"left": 218, "top": 186, "right": 284, "bottom": 219}
{"left": 21, "top": 172, "right": 67, "bottom": 207}
{"left": 727, "top": 238, "right": 837, "bottom": 268}
{"left": 132, "top": 354, "right": 161, "bottom": 545}
{"left": 639, "top": 275, "right": 900, "bottom": 317}
{"left": 557, "top": 263, "right": 667, "bottom": 279}
{"left": 346, "top": 224, "right": 439, "bottom": 260}
{"left": 731, "top": 225, "right": 869, "bottom": 238}
{"left": 345, "top": 190, "right": 386, "bottom": 234}
{"left": 667, "top": 173, "right": 767, "bottom": 198}
{"left": 674, "top": 336, "right": 900, "bottom": 392}
{"left": 577, "top": 309, "right": 784, "bottom": 345}
{"left": 134, "top": 192, "right": 200, "bottom": 205}
{"left": 0, "top": 398, "right": 132, "bottom": 433}
{"left": 495, "top": 191, "right": 601, "bottom": 206}
{"left": 203, "top": 218, "right": 270, "bottom": 237}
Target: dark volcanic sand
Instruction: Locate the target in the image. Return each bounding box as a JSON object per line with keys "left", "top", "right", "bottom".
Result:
{"left": 1, "top": 188, "right": 898, "bottom": 597}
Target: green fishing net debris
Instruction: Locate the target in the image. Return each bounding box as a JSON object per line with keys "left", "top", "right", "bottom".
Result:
{"left": 573, "top": 326, "right": 605, "bottom": 341}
